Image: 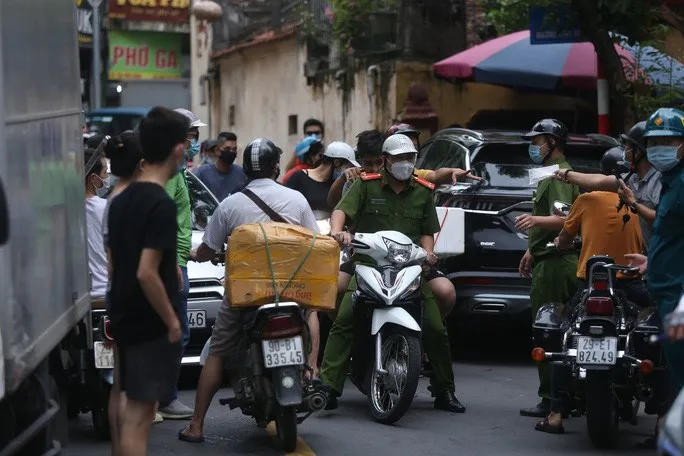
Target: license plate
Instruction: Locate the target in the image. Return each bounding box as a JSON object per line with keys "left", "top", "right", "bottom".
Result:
{"left": 187, "top": 310, "right": 206, "bottom": 328}
{"left": 262, "top": 336, "right": 305, "bottom": 368}
{"left": 577, "top": 336, "right": 618, "bottom": 365}
{"left": 94, "top": 341, "right": 114, "bottom": 369}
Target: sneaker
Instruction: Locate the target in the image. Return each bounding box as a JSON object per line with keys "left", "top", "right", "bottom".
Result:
{"left": 158, "top": 399, "right": 194, "bottom": 420}
{"left": 153, "top": 413, "right": 164, "bottom": 424}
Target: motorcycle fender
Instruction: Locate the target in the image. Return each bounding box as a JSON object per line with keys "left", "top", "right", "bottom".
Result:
{"left": 199, "top": 338, "right": 211, "bottom": 366}
{"left": 371, "top": 307, "right": 421, "bottom": 335}
{"left": 101, "top": 368, "right": 114, "bottom": 385}
{"left": 272, "top": 366, "right": 303, "bottom": 407}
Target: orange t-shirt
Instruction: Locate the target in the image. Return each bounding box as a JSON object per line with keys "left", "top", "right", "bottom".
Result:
{"left": 563, "top": 191, "right": 644, "bottom": 279}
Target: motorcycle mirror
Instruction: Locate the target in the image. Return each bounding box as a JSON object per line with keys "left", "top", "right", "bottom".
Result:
{"left": 552, "top": 201, "right": 572, "bottom": 217}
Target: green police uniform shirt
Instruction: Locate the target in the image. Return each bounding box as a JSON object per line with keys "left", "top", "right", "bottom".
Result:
{"left": 165, "top": 172, "right": 192, "bottom": 267}
{"left": 528, "top": 156, "right": 580, "bottom": 259}
{"left": 334, "top": 171, "right": 441, "bottom": 245}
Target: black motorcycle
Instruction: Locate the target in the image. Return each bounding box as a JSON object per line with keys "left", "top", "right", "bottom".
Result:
{"left": 533, "top": 256, "right": 665, "bottom": 449}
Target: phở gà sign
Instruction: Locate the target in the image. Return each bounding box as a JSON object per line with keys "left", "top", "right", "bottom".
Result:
{"left": 108, "top": 30, "right": 183, "bottom": 80}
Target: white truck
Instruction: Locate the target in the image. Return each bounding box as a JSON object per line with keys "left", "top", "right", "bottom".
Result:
{"left": 0, "top": 1, "right": 90, "bottom": 454}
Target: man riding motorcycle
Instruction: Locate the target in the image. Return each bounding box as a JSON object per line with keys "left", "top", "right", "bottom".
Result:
{"left": 517, "top": 119, "right": 580, "bottom": 418}
{"left": 178, "top": 138, "right": 321, "bottom": 443}
{"left": 535, "top": 148, "right": 646, "bottom": 434}
{"left": 321, "top": 133, "right": 466, "bottom": 413}
{"left": 553, "top": 121, "right": 662, "bottom": 248}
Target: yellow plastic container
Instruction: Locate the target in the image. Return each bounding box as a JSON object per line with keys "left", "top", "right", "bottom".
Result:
{"left": 226, "top": 223, "right": 339, "bottom": 311}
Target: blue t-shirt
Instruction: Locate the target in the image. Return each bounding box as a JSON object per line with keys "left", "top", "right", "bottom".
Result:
{"left": 194, "top": 163, "right": 249, "bottom": 202}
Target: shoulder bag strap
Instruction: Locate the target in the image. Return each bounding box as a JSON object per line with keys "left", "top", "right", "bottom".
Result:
{"left": 241, "top": 188, "right": 289, "bottom": 224}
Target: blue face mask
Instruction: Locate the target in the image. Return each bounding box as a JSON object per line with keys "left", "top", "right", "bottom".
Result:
{"left": 621, "top": 148, "right": 632, "bottom": 169}
{"left": 187, "top": 138, "right": 201, "bottom": 159}
{"left": 528, "top": 144, "right": 546, "bottom": 164}
{"left": 647, "top": 145, "right": 682, "bottom": 172}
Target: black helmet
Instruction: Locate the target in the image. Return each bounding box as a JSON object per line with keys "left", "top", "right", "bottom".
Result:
{"left": 620, "top": 121, "right": 647, "bottom": 155}
{"left": 522, "top": 119, "right": 569, "bottom": 146}
{"left": 600, "top": 147, "right": 625, "bottom": 176}
{"left": 243, "top": 138, "right": 282, "bottom": 179}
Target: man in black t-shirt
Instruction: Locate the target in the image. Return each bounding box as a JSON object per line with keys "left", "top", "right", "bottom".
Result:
{"left": 107, "top": 106, "right": 189, "bottom": 456}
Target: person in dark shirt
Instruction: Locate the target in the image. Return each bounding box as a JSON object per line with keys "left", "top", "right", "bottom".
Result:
{"left": 284, "top": 141, "right": 359, "bottom": 215}
{"left": 107, "top": 106, "right": 189, "bottom": 456}
{"left": 193, "top": 132, "right": 248, "bottom": 201}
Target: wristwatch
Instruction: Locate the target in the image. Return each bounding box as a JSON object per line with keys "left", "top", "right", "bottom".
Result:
{"left": 628, "top": 201, "right": 638, "bottom": 213}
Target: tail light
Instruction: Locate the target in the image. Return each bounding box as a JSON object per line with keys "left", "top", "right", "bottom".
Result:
{"left": 585, "top": 297, "right": 613, "bottom": 315}
{"left": 591, "top": 280, "right": 608, "bottom": 291}
{"left": 103, "top": 317, "right": 114, "bottom": 341}
{"left": 260, "top": 315, "right": 302, "bottom": 339}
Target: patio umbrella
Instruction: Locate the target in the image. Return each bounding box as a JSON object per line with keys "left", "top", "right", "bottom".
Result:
{"left": 433, "top": 30, "right": 684, "bottom": 92}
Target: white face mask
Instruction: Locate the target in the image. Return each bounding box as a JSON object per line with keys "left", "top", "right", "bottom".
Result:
{"left": 388, "top": 161, "right": 414, "bottom": 181}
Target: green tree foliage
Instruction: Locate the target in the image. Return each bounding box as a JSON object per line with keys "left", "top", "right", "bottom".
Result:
{"left": 478, "top": 0, "right": 680, "bottom": 133}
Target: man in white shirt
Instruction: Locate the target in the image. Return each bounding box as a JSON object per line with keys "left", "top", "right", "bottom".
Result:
{"left": 179, "top": 138, "right": 319, "bottom": 443}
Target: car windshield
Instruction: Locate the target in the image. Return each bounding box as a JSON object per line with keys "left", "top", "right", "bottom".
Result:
{"left": 85, "top": 114, "right": 143, "bottom": 136}
{"left": 468, "top": 143, "right": 605, "bottom": 188}
{"left": 416, "top": 134, "right": 469, "bottom": 170}
{"left": 185, "top": 171, "right": 219, "bottom": 231}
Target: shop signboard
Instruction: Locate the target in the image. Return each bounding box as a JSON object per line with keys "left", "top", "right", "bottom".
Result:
{"left": 108, "top": 0, "right": 190, "bottom": 23}
{"left": 76, "top": 0, "right": 95, "bottom": 46}
{"left": 529, "top": 5, "right": 585, "bottom": 45}
{"left": 109, "top": 30, "right": 183, "bottom": 80}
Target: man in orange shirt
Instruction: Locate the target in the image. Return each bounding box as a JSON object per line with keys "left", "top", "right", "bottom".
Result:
{"left": 535, "top": 149, "right": 646, "bottom": 434}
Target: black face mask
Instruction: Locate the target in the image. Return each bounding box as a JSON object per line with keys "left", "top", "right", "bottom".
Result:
{"left": 219, "top": 150, "right": 237, "bottom": 165}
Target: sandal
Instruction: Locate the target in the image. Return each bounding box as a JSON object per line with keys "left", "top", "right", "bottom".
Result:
{"left": 535, "top": 419, "right": 565, "bottom": 434}
{"left": 178, "top": 428, "right": 205, "bottom": 443}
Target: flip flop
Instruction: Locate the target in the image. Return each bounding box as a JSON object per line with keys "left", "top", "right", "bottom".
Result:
{"left": 178, "top": 428, "right": 205, "bottom": 443}
{"left": 535, "top": 419, "right": 565, "bottom": 434}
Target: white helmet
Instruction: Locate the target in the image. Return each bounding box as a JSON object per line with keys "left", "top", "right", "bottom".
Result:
{"left": 382, "top": 134, "right": 418, "bottom": 156}
{"left": 323, "top": 141, "right": 360, "bottom": 167}
{"left": 174, "top": 108, "right": 207, "bottom": 128}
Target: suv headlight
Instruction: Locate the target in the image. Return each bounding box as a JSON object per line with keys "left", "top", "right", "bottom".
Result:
{"left": 383, "top": 237, "right": 412, "bottom": 264}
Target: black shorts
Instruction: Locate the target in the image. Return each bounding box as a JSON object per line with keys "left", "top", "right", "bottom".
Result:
{"left": 339, "top": 260, "right": 445, "bottom": 282}
{"left": 118, "top": 336, "right": 182, "bottom": 404}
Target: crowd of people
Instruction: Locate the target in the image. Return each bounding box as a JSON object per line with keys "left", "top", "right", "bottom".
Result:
{"left": 82, "top": 104, "right": 684, "bottom": 455}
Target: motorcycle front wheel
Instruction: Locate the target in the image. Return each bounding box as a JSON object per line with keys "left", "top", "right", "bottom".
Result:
{"left": 367, "top": 326, "right": 421, "bottom": 424}
{"left": 275, "top": 405, "right": 297, "bottom": 452}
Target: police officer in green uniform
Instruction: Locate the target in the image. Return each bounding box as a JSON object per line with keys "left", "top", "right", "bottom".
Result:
{"left": 321, "top": 134, "right": 466, "bottom": 413}
{"left": 516, "top": 119, "right": 580, "bottom": 418}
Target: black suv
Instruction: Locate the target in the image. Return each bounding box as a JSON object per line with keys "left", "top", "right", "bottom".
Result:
{"left": 416, "top": 128, "right": 618, "bottom": 330}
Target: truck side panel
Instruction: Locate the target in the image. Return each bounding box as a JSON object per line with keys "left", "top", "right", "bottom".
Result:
{"left": 0, "top": 0, "right": 89, "bottom": 397}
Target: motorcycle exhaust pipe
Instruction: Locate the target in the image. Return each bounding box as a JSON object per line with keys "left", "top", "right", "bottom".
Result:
{"left": 634, "top": 385, "right": 653, "bottom": 403}
{"left": 307, "top": 391, "right": 327, "bottom": 412}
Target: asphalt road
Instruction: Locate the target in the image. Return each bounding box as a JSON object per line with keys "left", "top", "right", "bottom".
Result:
{"left": 64, "top": 346, "right": 657, "bottom": 456}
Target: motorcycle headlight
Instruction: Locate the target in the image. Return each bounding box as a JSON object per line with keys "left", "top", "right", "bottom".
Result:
{"left": 400, "top": 276, "right": 421, "bottom": 299}
{"left": 383, "top": 237, "right": 412, "bottom": 264}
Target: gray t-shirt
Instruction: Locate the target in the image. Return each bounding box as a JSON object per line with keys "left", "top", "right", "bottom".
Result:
{"left": 624, "top": 167, "right": 662, "bottom": 249}
{"left": 194, "top": 163, "right": 249, "bottom": 202}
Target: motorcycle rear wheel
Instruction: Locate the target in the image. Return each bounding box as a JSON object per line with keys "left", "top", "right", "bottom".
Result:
{"left": 275, "top": 405, "right": 298, "bottom": 452}
{"left": 585, "top": 370, "right": 619, "bottom": 449}
{"left": 367, "top": 327, "right": 421, "bottom": 424}
{"left": 91, "top": 380, "right": 112, "bottom": 441}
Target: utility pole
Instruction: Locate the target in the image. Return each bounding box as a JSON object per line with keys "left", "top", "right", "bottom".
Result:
{"left": 88, "top": 0, "right": 103, "bottom": 109}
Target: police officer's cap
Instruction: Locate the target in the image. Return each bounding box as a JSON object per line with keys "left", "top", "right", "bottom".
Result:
{"left": 522, "top": 119, "right": 568, "bottom": 145}
{"left": 382, "top": 134, "right": 418, "bottom": 156}
{"left": 643, "top": 108, "right": 684, "bottom": 138}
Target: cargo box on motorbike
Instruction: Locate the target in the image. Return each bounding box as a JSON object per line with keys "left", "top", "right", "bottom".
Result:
{"left": 226, "top": 223, "right": 339, "bottom": 311}
{"left": 630, "top": 307, "right": 666, "bottom": 367}
{"left": 533, "top": 304, "right": 569, "bottom": 353}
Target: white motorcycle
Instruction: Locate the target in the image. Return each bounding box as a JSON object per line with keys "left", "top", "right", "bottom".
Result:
{"left": 346, "top": 230, "right": 427, "bottom": 424}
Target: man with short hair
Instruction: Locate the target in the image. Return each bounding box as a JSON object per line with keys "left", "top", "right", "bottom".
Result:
{"left": 285, "top": 118, "right": 325, "bottom": 172}
{"left": 178, "top": 138, "right": 322, "bottom": 443}
{"left": 108, "top": 107, "right": 188, "bottom": 456}
{"left": 194, "top": 131, "right": 248, "bottom": 201}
